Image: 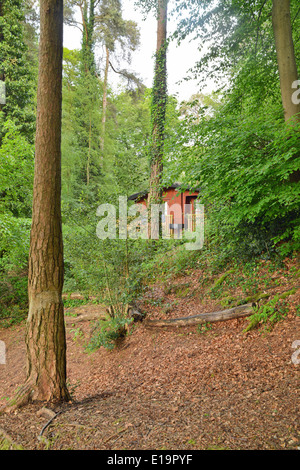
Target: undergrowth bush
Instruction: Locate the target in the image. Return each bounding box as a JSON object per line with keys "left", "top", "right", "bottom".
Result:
{"left": 88, "top": 316, "right": 133, "bottom": 351}
{"left": 0, "top": 214, "right": 30, "bottom": 326}
{"left": 0, "top": 273, "right": 28, "bottom": 326}
{"left": 243, "top": 292, "right": 293, "bottom": 333}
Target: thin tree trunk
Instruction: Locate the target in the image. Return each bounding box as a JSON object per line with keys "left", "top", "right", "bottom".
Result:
{"left": 272, "top": 0, "right": 300, "bottom": 182}
{"left": 0, "top": 1, "right": 5, "bottom": 120}
{"left": 87, "top": 114, "right": 92, "bottom": 185}
{"left": 148, "top": 0, "right": 168, "bottom": 208}
{"left": 80, "top": 0, "right": 95, "bottom": 74}
{"left": 101, "top": 45, "right": 109, "bottom": 154}
{"left": 0, "top": 1, "right": 4, "bottom": 75}
{"left": 22, "top": 0, "right": 70, "bottom": 404}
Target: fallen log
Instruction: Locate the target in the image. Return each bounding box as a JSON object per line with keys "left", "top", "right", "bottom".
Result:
{"left": 62, "top": 293, "right": 98, "bottom": 301}
{"left": 64, "top": 306, "right": 108, "bottom": 324}
{"left": 144, "top": 303, "right": 254, "bottom": 328}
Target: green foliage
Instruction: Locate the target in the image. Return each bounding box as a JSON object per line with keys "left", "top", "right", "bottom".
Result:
{"left": 63, "top": 296, "right": 91, "bottom": 309}
{"left": 88, "top": 315, "right": 133, "bottom": 351}
{"left": 150, "top": 41, "right": 168, "bottom": 164}
{"left": 0, "top": 431, "right": 24, "bottom": 450}
{"left": 0, "top": 119, "right": 34, "bottom": 217}
{"left": 0, "top": 213, "right": 31, "bottom": 270}
{"left": 170, "top": 94, "right": 300, "bottom": 259}
{"left": 61, "top": 45, "right": 150, "bottom": 205}
{"left": 0, "top": 0, "right": 36, "bottom": 141}
{"left": 166, "top": 0, "right": 300, "bottom": 259}
{"left": 210, "top": 268, "right": 236, "bottom": 290}
{"left": 96, "top": 0, "right": 140, "bottom": 56}
{"left": 0, "top": 122, "right": 33, "bottom": 324}
{"left": 197, "top": 321, "right": 212, "bottom": 334}
{"left": 0, "top": 212, "right": 30, "bottom": 326}
{"left": 63, "top": 208, "right": 153, "bottom": 302}
{"left": 1, "top": 0, "right": 299, "bottom": 340}
{"left": 0, "top": 1, "right": 35, "bottom": 326}
{"left": 138, "top": 242, "right": 201, "bottom": 282}
{"left": 0, "top": 271, "right": 28, "bottom": 326}
{"left": 243, "top": 294, "right": 290, "bottom": 333}
{"left": 206, "top": 257, "right": 289, "bottom": 300}
{"left": 110, "top": 89, "right": 151, "bottom": 193}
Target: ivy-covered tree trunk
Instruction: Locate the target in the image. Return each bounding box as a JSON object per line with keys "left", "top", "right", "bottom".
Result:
{"left": 148, "top": 0, "right": 168, "bottom": 208}
{"left": 81, "top": 0, "right": 95, "bottom": 74}
{"left": 272, "top": 0, "right": 300, "bottom": 183}
{"left": 0, "top": 0, "right": 4, "bottom": 116}
{"left": 0, "top": 0, "right": 3, "bottom": 61}
{"left": 76, "top": 0, "right": 99, "bottom": 185}
{"left": 23, "top": 0, "right": 70, "bottom": 403}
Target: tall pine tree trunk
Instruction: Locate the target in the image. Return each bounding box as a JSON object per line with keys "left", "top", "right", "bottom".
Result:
{"left": 272, "top": 0, "right": 300, "bottom": 182}
{"left": 23, "top": 0, "right": 70, "bottom": 404}
{"left": 148, "top": 0, "right": 168, "bottom": 208}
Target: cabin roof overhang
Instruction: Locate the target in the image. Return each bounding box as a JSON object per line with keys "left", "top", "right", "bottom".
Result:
{"left": 128, "top": 183, "right": 200, "bottom": 202}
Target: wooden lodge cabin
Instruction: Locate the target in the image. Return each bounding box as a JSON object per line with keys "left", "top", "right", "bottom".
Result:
{"left": 128, "top": 183, "right": 200, "bottom": 237}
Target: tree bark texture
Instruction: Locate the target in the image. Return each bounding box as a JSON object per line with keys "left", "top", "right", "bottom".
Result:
{"left": 26, "top": 0, "right": 70, "bottom": 402}
{"left": 272, "top": 0, "right": 300, "bottom": 183}
{"left": 272, "top": 0, "right": 300, "bottom": 123}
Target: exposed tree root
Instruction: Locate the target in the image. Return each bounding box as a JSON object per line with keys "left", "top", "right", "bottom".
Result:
{"left": 1, "top": 382, "right": 34, "bottom": 414}
{"left": 39, "top": 411, "right": 62, "bottom": 438}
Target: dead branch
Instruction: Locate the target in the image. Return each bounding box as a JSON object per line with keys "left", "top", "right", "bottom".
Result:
{"left": 62, "top": 293, "right": 98, "bottom": 301}
{"left": 39, "top": 411, "right": 62, "bottom": 437}
{"left": 144, "top": 304, "right": 254, "bottom": 328}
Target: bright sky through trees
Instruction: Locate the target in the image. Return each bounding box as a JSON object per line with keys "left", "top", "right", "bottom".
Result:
{"left": 63, "top": 0, "right": 213, "bottom": 101}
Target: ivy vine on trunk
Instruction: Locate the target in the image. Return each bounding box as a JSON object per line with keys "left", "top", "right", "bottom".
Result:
{"left": 148, "top": 0, "right": 168, "bottom": 211}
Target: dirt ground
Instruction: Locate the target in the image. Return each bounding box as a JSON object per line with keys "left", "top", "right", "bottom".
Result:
{"left": 0, "top": 271, "right": 299, "bottom": 450}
